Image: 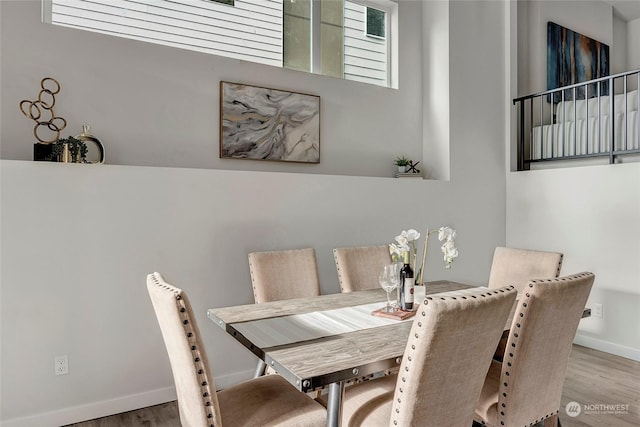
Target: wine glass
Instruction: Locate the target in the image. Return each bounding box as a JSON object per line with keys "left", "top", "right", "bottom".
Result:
{"left": 379, "top": 264, "right": 400, "bottom": 312}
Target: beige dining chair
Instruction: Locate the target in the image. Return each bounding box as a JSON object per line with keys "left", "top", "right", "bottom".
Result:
{"left": 248, "top": 248, "right": 322, "bottom": 377}
{"left": 322, "top": 286, "right": 517, "bottom": 426}
{"left": 474, "top": 272, "right": 595, "bottom": 427}
{"left": 488, "top": 246, "right": 564, "bottom": 293}
{"left": 333, "top": 245, "right": 392, "bottom": 292}
{"left": 248, "top": 248, "right": 321, "bottom": 303}
{"left": 487, "top": 246, "right": 564, "bottom": 361}
{"left": 146, "top": 272, "right": 327, "bottom": 427}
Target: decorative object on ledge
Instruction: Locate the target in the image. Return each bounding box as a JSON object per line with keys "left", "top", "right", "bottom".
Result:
{"left": 46, "top": 136, "right": 87, "bottom": 163}
{"left": 19, "top": 77, "right": 68, "bottom": 161}
{"left": 406, "top": 160, "right": 420, "bottom": 173}
{"left": 547, "top": 22, "right": 609, "bottom": 103}
{"left": 219, "top": 81, "right": 320, "bottom": 163}
{"left": 393, "top": 156, "right": 410, "bottom": 173}
{"left": 75, "top": 125, "right": 106, "bottom": 164}
{"left": 394, "top": 172, "right": 422, "bottom": 178}
{"left": 394, "top": 158, "right": 421, "bottom": 177}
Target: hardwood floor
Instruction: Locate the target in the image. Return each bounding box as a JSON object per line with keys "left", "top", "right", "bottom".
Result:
{"left": 65, "top": 345, "right": 638, "bottom": 427}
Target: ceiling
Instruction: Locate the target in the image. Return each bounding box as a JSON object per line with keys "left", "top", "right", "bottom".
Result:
{"left": 603, "top": 0, "right": 640, "bottom": 22}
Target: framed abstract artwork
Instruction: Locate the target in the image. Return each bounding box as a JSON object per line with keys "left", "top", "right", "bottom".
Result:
{"left": 219, "top": 81, "right": 320, "bottom": 163}
{"left": 547, "top": 22, "right": 609, "bottom": 103}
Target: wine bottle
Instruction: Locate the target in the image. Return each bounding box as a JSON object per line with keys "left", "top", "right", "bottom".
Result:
{"left": 399, "top": 251, "right": 414, "bottom": 310}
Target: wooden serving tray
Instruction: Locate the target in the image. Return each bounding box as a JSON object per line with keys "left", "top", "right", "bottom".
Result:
{"left": 371, "top": 307, "right": 416, "bottom": 321}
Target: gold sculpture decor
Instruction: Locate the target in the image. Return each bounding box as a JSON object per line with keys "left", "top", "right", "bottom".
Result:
{"left": 19, "top": 77, "right": 67, "bottom": 143}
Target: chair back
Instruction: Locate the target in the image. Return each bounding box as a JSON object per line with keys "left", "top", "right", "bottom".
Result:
{"left": 248, "top": 248, "right": 321, "bottom": 303}
{"left": 390, "top": 286, "right": 517, "bottom": 427}
{"left": 498, "top": 272, "right": 595, "bottom": 426}
{"left": 487, "top": 246, "right": 563, "bottom": 292}
{"left": 147, "top": 272, "right": 221, "bottom": 427}
{"left": 333, "top": 245, "right": 392, "bottom": 292}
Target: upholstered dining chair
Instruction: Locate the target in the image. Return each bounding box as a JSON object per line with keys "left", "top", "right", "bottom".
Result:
{"left": 248, "top": 248, "right": 322, "bottom": 377}
{"left": 487, "top": 246, "right": 564, "bottom": 361}
{"left": 321, "top": 286, "right": 517, "bottom": 426}
{"left": 333, "top": 245, "right": 392, "bottom": 292}
{"left": 474, "top": 272, "right": 595, "bottom": 427}
{"left": 248, "top": 248, "right": 321, "bottom": 304}
{"left": 487, "top": 246, "right": 564, "bottom": 293}
{"left": 146, "top": 272, "right": 327, "bottom": 427}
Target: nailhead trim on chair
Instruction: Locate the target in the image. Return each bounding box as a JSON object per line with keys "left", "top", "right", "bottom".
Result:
{"left": 332, "top": 249, "right": 346, "bottom": 293}
{"left": 390, "top": 286, "right": 515, "bottom": 427}
{"left": 150, "top": 274, "right": 216, "bottom": 427}
{"left": 248, "top": 258, "right": 259, "bottom": 302}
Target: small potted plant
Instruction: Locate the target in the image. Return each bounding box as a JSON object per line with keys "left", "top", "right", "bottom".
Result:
{"left": 46, "top": 136, "right": 88, "bottom": 163}
{"left": 394, "top": 156, "right": 410, "bottom": 173}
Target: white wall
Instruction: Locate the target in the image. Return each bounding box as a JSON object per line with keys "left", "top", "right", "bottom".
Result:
{"left": 629, "top": 18, "right": 640, "bottom": 69}
{"left": 506, "top": 164, "right": 640, "bottom": 360}
{"left": 0, "top": 0, "right": 511, "bottom": 425}
{"left": 510, "top": 1, "right": 640, "bottom": 361}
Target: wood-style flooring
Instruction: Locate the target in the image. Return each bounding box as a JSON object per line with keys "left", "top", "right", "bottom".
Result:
{"left": 65, "top": 344, "right": 639, "bottom": 427}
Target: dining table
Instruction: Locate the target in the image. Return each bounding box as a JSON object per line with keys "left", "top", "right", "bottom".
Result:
{"left": 207, "top": 280, "right": 591, "bottom": 427}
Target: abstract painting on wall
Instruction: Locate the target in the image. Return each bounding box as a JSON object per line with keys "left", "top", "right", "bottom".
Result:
{"left": 220, "top": 81, "right": 320, "bottom": 163}
{"left": 547, "top": 22, "right": 609, "bottom": 103}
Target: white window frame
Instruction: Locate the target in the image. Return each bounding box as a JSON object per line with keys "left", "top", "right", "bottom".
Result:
{"left": 347, "top": 0, "right": 398, "bottom": 88}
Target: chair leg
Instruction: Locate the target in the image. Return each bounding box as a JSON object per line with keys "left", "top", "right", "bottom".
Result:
{"left": 543, "top": 414, "right": 559, "bottom": 427}
{"left": 253, "top": 360, "right": 267, "bottom": 378}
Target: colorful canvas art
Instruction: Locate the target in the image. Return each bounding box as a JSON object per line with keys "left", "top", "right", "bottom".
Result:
{"left": 547, "top": 22, "right": 609, "bottom": 102}
{"left": 220, "top": 82, "right": 320, "bottom": 163}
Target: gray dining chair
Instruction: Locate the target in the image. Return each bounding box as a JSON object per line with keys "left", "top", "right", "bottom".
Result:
{"left": 321, "top": 286, "right": 517, "bottom": 426}
{"left": 474, "top": 272, "right": 595, "bottom": 427}
{"left": 146, "top": 272, "right": 327, "bottom": 427}
{"left": 333, "top": 245, "right": 392, "bottom": 292}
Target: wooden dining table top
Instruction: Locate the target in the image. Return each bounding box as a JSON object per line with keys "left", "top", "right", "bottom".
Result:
{"left": 207, "top": 280, "right": 478, "bottom": 392}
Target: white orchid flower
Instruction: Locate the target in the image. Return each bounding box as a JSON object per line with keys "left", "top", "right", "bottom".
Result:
{"left": 404, "top": 229, "right": 421, "bottom": 242}
{"left": 438, "top": 226, "right": 455, "bottom": 241}
{"left": 393, "top": 225, "right": 458, "bottom": 273}
{"left": 389, "top": 243, "right": 403, "bottom": 256}
{"left": 395, "top": 234, "right": 409, "bottom": 249}
{"left": 441, "top": 239, "right": 458, "bottom": 268}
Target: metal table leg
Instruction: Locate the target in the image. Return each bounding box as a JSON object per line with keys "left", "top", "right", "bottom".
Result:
{"left": 327, "top": 381, "right": 345, "bottom": 427}
{"left": 253, "top": 360, "right": 267, "bottom": 378}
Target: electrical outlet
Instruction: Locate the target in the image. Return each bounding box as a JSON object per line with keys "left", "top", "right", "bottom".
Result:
{"left": 54, "top": 355, "right": 68, "bottom": 376}
{"left": 593, "top": 303, "right": 603, "bottom": 318}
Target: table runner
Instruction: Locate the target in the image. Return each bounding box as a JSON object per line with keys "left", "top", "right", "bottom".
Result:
{"left": 232, "top": 286, "right": 489, "bottom": 349}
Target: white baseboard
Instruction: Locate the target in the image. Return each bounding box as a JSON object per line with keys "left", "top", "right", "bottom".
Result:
{"left": 574, "top": 334, "right": 640, "bottom": 362}
{"left": 0, "top": 369, "right": 253, "bottom": 427}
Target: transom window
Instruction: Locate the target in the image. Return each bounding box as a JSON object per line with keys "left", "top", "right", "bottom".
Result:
{"left": 43, "top": 0, "right": 397, "bottom": 88}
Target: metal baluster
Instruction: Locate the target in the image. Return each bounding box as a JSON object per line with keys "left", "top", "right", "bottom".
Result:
{"left": 624, "top": 77, "right": 628, "bottom": 152}
{"left": 585, "top": 84, "right": 589, "bottom": 155}
{"left": 522, "top": 98, "right": 536, "bottom": 169}
{"left": 597, "top": 81, "right": 601, "bottom": 154}
{"left": 541, "top": 94, "right": 546, "bottom": 159}
{"left": 573, "top": 87, "right": 577, "bottom": 158}
{"left": 610, "top": 77, "right": 615, "bottom": 164}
